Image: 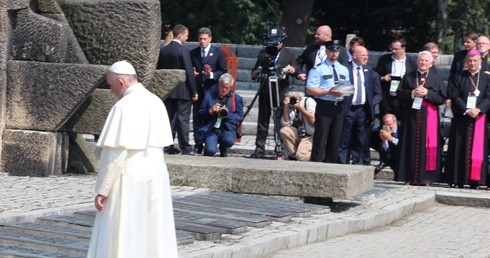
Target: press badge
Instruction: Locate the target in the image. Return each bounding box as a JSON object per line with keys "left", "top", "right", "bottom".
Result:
{"left": 467, "top": 96, "right": 477, "bottom": 109}
{"left": 412, "top": 97, "right": 423, "bottom": 110}
{"left": 390, "top": 80, "right": 400, "bottom": 93}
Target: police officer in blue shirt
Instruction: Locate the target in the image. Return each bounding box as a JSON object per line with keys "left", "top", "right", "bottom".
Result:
{"left": 306, "top": 40, "right": 350, "bottom": 163}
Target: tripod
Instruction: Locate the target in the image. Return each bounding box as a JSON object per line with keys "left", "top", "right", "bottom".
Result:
{"left": 240, "top": 71, "right": 284, "bottom": 158}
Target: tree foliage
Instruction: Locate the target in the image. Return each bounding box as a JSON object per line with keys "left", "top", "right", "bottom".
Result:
{"left": 160, "top": 0, "right": 490, "bottom": 53}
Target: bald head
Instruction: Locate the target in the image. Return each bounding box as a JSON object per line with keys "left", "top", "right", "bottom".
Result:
{"left": 352, "top": 46, "right": 368, "bottom": 65}
{"left": 315, "top": 25, "right": 332, "bottom": 44}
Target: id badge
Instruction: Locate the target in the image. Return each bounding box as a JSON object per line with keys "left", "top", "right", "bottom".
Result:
{"left": 467, "top": 96, "right": 477, "bottom": 109}
{"left": 412, "top": 97, "right": 423, "bottom": 110}
{"left": 390, "top": 80, "right": 400, "bottom": 93}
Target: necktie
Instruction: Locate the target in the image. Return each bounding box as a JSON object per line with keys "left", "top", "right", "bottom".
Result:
{"left": 355, "top": 66, "right": 362, "bottom": 104}
{"left": 332, "top": 64, "right": 339, "bottom": 82}
{"left": 201, "top": 48, "right": 206, "bottom": 61}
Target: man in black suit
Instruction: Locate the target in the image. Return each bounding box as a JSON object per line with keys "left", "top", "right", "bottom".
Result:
{"left": 449, "top": 31, "right": 479, "bottom": 79}
{"left": 249, "top": 26, "right": 298, "bottom": 159}
{"left": 339, "top": 46, "right": 382, "bottom": 165}
{"left": 157, "top": 24, "right": 198, "bottom": 155}
{"left": 190, "top": 27, "right": 227, "bottom": 153}
{"left": 296, "top": 25, "right": 349, "bottom": 83}
{"left": 375, "top": 37, "right": 417, "bottom": 119}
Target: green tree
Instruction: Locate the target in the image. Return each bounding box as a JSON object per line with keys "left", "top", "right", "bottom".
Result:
{"left": 160, "top": 0, "right": 282, "bottom": 44}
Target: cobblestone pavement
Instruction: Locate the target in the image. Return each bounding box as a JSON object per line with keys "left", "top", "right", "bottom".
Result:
{"left": 3, "top": 167, "right": 490, "bottom": 257}
{"left": 272, "top": 203, "right": 490, "bottom": 257}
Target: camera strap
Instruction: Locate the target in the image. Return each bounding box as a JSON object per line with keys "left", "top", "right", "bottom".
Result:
{"left": 301, "top": 97, "right": 308, "bottom": 130}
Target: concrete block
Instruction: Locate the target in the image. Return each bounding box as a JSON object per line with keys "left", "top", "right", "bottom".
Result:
{"left": 306, "top": 225, "right": 319, "bottom": 243}
{"left": 6, "top": 61, "right": 106, "bottom": 131}
{"left": 325, "top": 219, "right": 348, "bottom": 239}
{"left": 58, "top": 0, "right": 161, "bottom": 84}
{"left": 315, "top": 223, "right": 329, "bottom": 242}
{"left": 166, "top": 155, "right": 373, "bottom": 199}
{"left": 2, "top": 129, "right": 68, "bottom": 176}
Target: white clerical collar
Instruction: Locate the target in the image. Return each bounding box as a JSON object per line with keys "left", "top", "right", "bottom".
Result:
{"left": 123, "top": 83, "right": 144, "bottom": 97}
{"left": 172, "top": 39, "right": 182, "bottom": 45}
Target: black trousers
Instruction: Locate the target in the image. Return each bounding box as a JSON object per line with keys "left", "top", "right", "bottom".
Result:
{"left": 164, "top": 98, "right": 193, "bottom": 153}
{"left": 254, "top": 84, "right": 287, "bottom": 151}
{"left": 310, "top": 99, "right": 344, "bottom": 163}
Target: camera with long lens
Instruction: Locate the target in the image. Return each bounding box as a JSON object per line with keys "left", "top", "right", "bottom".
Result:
{"left": 215, "top": 94, "right": 230, "bottom": 119}
{"left": 216, "top": 106, "right": 228, "bottom": 119}
{"left": 289, "top": 96, "right": 298, "bottom": 105}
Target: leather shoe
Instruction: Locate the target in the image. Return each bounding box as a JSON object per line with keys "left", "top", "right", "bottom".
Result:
{"left": 250, "top": 149, "right": 265, "bottom": 159}
{"left": 219, "top": 146, "right": 228, "bottom": 157}
{"left": 374, "top": 162, "right": 386, "bottom": 174}
{"left": 195, "top": 143, "right": 204, "bottom": 154}
{"left": 164, "top": 146, "right": 181, "bottom": 155}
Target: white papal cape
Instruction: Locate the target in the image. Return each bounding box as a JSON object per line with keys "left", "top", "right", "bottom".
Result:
{"left": 87, "top": 83, "right": 178, "bottom": 258}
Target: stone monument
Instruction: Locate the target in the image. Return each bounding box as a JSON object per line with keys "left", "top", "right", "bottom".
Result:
{"left": 0, "top": 0, "right": 184, "bottom": 176}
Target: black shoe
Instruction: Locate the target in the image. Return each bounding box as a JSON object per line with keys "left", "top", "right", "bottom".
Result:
{"left": 219, "top": 145, "right": 228, "bottom": 157}
{"left": 181, "top": 148, "right": 195, "bottom": 155}
{"left": 164, "top": 146, "right": 181, "bottom": 155}
{"left": 374, "top": 162, "right": 386, "bottom": 174}
{"left": 250, "top": 149, "right": 265, "bottom": 159}
{"left": 195, "top": 143, "right": 204, "bottom": 154}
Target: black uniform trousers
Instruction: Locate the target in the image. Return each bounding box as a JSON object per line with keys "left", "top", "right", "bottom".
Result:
{"left": 164, "top": 98, "right": 193, "bottom": 153}
{"left": 310, "top": 99, "right": 344, "bottom": 163}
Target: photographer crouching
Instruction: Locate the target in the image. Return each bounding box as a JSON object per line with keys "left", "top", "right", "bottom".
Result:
{"left": 195, "top": 73, "right": 244, "bottom": 157}
{"left": 280, "top": 92, "right": 316, "bottom": 161}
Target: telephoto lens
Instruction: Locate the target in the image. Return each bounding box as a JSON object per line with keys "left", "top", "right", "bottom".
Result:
{"left": 289, "top": 96, "right": 297, "bottom": 105}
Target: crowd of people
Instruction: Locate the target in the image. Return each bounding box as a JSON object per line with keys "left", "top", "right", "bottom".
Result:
{"left": 156, "top": 23, "right": 490, "bottom": 189}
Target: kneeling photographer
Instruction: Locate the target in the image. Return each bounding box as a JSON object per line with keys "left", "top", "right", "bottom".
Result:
{"left": 279, "top": 91, "right": 316, "bottom": 161}
{"left": 195, "top": 73, "right": 243, "bottom": 157}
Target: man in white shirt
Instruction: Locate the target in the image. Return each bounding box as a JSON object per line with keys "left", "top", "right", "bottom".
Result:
{"left": 279, "top": 91, "right": 316, "bottom": 161}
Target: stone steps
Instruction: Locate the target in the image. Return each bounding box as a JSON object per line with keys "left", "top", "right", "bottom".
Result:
{"left": 0, "top": 191, "right": 329, "bottom": 256}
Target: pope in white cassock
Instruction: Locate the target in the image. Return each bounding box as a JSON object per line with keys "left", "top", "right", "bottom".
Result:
{"left": 87, "top": 61, "right": 179, "bottom": 258}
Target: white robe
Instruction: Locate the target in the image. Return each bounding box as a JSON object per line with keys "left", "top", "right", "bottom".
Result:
{"left": 87, "top": 84, "right": 178, "bottom": 258}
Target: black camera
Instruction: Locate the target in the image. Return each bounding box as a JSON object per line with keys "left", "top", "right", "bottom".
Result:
{"left": 217, "top": 107, "right": 228, "bottom": 119}
{"left": 291, "top": 117, "right": 302, "bottom": 128}
{"left": 289, "top": 96, "right": 298, "bottom": 105}
{"left": 298, "top": 128, "right": 307, "bottom": 137}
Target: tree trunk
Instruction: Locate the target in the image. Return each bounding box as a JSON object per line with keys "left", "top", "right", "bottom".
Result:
{"left": 436, "top": 0, "right": 448, "bottom": 53}
{"left": 281, "top": 0, "right": 315, "bottom": 47}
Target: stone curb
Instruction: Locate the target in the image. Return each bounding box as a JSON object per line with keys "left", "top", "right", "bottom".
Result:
{"left": 0, "top": 203, "right": 92, "bottom": 224}
{"left": 182, "top": 190, "right": 436, "bottom": 258}
{"left": 435, "top": 191, "right": 490, "bottom": 208}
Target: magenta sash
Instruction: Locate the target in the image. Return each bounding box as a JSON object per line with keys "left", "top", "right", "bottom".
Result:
{"left": 422, "top": 101, "right": 438, "bottom": 171}
{"left": 470, "top": 114, "right": 486, "bottom": 181}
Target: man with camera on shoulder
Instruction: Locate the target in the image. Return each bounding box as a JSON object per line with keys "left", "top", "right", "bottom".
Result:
{"left": 195, "top": 73, "right": 243, "bottom": 157}
{"left": 280, "top": 92, "right": 316, "bottom": 161}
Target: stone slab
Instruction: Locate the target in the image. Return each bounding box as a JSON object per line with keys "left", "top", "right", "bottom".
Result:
{"left": 2, "top": 130, "right": 68, "bottom": 176}
{"left": 166, "top": 155, "right": 373, "bottom": 200}
{"left": 175, "top": 223, "right": 222, "bottom": 241}
{"left": 435, "top": 191, "right": 490, "bottom": 208}
{"left": 172, "top": 202, "right": 271, "bottom": 228}
{"left": 6, "top": 61, "right": 106, "bottom": 131}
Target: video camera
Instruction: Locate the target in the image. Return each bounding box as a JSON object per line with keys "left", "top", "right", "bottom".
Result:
{"left": 259, "top": 26, "right": 288, "bottom": 78}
